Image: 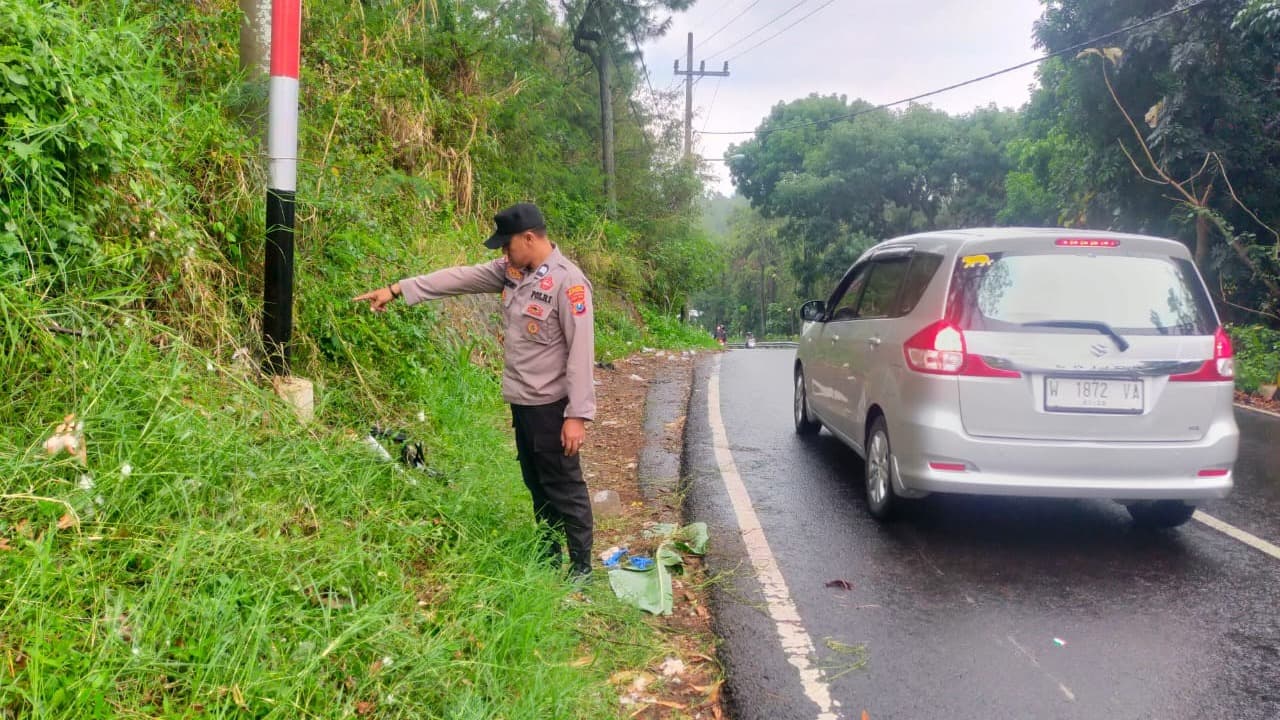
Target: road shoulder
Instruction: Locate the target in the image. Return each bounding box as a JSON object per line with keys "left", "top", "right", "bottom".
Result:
{"left": 582, "top": 348, "right": 725, "bottom": 718}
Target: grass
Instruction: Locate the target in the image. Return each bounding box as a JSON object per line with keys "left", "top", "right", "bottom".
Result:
{"left": 0, "top": 275, "right": 705, "bottom": 718}
{"left": 1, "top": 1, "right": 719, "bottom": 715}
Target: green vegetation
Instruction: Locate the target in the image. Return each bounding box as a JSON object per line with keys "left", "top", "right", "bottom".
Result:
{"left": 701, "top": 0, "right": 1279, "bottom": 365}
{"left": 1231, "top": 324, "right": 1280, "bottom": 394}
{"left": 2, "top": 0, "right": 720, "bottom": 717}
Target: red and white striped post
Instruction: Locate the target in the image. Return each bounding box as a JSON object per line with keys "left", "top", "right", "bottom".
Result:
{"left": 263, "top": 0, "right": 300, "bottom": 376}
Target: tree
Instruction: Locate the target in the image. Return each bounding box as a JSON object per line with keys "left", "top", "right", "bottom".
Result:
{"left": 1017, "top": 0, "right": 1280, "bottom": 318}
{"left": 725, "top": 95, "right": 1017, "bottom": 298}
{"left": 568, "top": 0, "right": 692, "bottom": 210}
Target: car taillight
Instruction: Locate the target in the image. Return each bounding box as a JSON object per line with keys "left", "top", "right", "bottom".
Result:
{"left": 1169, "top": 327, "right": 1235, "bottom": 382}
{"left": 903, "top": 321, "right": 1021, "bottom": 378}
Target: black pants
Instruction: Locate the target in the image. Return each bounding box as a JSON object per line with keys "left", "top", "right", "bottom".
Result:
{"left": 511, "top": 398, "right": 593, "bottom": 574}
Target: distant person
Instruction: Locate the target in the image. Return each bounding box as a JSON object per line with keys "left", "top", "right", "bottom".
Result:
{"left": 714, "top": 323, "right": 727, "bottom": 346}
{"left": 353, "top": 203, "right": 596, "bottom": 582}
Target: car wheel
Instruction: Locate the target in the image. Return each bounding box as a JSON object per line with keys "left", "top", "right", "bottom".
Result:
{"left": 864, "top": 416, "right": 898, "bottom": 521}
{"left": 1126, "top": 501, "right": 1195, "bottom": 528}
{"left": 794, "top": 369, "right": 821, "bottom": 435}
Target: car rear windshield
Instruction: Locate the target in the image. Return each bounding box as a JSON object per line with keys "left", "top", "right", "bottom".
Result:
{"left": 947, "top": 251, "right": 1216, "bottom": 336}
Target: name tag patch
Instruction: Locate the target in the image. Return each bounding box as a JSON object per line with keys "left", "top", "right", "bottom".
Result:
{"left": 532, "top": 290, "right": 553, "bottom": 303}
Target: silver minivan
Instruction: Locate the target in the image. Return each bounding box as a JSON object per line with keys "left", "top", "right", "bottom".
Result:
{"left": 793, "top": 228, "right": 1238, "bottom": 527}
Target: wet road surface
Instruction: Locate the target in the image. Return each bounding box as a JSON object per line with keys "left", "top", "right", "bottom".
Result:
{"left": 684, "top": 348, "right": 1280, "bottom": 720}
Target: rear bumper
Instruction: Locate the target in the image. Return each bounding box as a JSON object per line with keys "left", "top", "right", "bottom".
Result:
{"left": 891, "top": 412, "right": 1238, "bottom": 501}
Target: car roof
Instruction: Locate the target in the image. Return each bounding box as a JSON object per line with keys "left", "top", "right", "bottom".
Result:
{"left": 867, "top": 227, "right": 1191, "bottom": 259}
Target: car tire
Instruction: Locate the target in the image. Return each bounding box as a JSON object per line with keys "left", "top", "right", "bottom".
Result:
{"left": 864, "top": 416, "right": 898, "bottom": 521}
{"left": 794, "top": 368, "right": 821, "bottom": 436}
{"left": 1126, "top": 500, "right": 1195, "bottom": 528}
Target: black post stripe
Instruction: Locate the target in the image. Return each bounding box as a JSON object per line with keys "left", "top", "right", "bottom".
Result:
{"left": 263, "top": 188, "right": 295, "bottom": 375}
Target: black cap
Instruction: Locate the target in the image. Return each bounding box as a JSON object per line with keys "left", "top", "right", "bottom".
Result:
{"left": 484, "top": 203, "right": 546, "bottom": 249}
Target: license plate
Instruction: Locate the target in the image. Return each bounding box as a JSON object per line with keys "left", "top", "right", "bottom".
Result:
{"left": 1044, "top": 377, "right": 1143, "bottom": 414}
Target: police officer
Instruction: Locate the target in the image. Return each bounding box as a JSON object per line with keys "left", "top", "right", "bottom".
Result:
{"left": 353, "top": 203, "right": 596, "bottom": 580}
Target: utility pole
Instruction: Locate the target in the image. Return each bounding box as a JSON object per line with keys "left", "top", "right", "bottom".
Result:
{"left": 674, "top": 32, "right": 730, "bottom": 159}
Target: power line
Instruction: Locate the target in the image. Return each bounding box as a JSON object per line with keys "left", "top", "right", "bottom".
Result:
{"left": 690, "top": 0, "right": 750, "bottom": 36}
{"left": 629, "top": 25, "right": 657, "bottom": 98}
{"left": 704, "top": 0, "right": 818, "bottom": 61}
{"left": 699, "top": 0, "right": 1217, "bottom": 137}
{"left": 725, "top": 0, "right": 839, "bottom": 64}
{"left": 702, "top": 76, "right": 725, "bottom": 132}
{"left": 694, "top": 0, "right": 766, "bottom": 51}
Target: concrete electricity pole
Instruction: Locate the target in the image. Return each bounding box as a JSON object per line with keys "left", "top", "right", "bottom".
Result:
{"left": 673, "top": 32, "right": 730, "bottom": 159}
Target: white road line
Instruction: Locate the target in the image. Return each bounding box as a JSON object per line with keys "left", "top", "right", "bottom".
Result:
{"left": 708, "top": 357, "right": 840, "bottom": 720}
{"left": 1193, "top": 510, "right": 1280, "bottom": 560}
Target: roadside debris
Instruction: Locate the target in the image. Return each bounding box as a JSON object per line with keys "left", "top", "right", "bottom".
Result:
{"left": 606, "top": 522, "right": 708, "bottom": 615}
{"left": 825, "top": 579, "right": 854, "bottom": 591}
{"left": 591, "top": 488, "right": 623, "bottom": 518}
{"left": 43, "top": 413, "right": 86, "bottom": 464}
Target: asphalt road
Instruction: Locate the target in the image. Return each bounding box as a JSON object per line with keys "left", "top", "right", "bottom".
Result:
{"left": 684, "top": 348, "right": 1280, "bottom": 720}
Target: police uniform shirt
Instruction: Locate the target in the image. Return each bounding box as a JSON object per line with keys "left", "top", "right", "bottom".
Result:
{"left": 397, "top": 247, "right": 596, "bottom": 420}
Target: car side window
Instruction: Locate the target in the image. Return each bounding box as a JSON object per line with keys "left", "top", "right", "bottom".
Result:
{"left": 895, "top": 252, "right": 943, "bottom": 316}
{"left": 828, "top": 265, "right": 871, "bottom": 321}
{"left": 856, "top": 257, "right": 911, "bottom": 319}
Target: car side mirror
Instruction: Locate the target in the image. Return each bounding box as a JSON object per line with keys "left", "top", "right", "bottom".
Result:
{"left": 800, "top": 300, "right": 825, "bottom": 322}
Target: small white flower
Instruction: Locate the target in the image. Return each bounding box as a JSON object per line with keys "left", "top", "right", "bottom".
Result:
{"left": 381, "top": 656, "right": 394, "bottom": 668}
{"left": 416, "top": 411, "right": 426, "bottom": 422}
{"left": 206, "top": 361, "right": 214, "bottom": 372}
{"left": 131, "top": 646, "right": 141, "bottom": 657}
{"left": 385, "top": 694, "right": 396, "bottom": 705}
{"left": 78, "top": 474, "right": 95, "bottom": 491}
{"left": 95, "top": 495, "right": 105, "bottom": 506}
{"left": 121, "top": 463, "right": 132, "bottom": 477}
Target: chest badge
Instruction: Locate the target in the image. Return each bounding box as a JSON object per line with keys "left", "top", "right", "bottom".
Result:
{"left": 527, "top": 321, "right": 539, "bottom": 335}
{"left": 534, "top": 264, "right": 550, "bottom": 279}
{"left": 540, "top": 276, "right": 555, "bottom": 291}
{"left": 525, "top": 303, "right": 545, "bottom": 318}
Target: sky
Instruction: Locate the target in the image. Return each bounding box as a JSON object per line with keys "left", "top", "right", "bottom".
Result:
{"left": 640, "top": 0, "right": 1047, "bottom": 194}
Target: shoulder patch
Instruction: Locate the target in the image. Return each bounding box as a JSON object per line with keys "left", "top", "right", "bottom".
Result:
{"left": 566, "top": 285, "right": 589, "bottom": 316}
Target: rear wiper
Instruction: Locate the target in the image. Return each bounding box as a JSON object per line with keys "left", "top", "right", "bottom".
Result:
{"left": 1020, "top": 320, "right": 1130, "bottom": 352}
